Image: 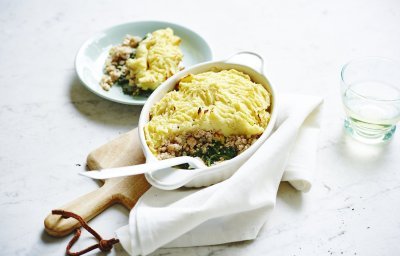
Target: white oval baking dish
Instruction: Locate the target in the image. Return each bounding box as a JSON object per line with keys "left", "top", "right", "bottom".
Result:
{"left": 138, "top": 51, "right": 278, "bottom": 189}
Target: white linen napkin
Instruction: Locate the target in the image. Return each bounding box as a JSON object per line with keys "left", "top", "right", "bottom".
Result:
{"left": 116, "top": 94, "right": 323, "bottom": 255}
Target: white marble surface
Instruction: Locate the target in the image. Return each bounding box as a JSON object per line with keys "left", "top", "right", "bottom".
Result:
{"left": 1, "top": 0, "right": 400, "bottom": 255}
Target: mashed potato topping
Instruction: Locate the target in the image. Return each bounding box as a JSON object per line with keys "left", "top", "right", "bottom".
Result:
{"left": 144, "top": 69, "right": 271, "bottom": 156}
{"left": 126, "top": 28, "right": 183, "bottom": 91}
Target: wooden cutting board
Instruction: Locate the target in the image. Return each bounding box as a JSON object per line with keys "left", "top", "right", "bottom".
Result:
{"left": 44, "top": 128, "right": 151, "bottom": 237}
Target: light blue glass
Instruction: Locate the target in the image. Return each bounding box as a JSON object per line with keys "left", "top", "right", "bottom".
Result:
{"left": 341, "top": 57, "right": 400, "bottom": 143}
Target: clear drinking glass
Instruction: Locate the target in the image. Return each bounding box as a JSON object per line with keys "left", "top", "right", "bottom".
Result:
{"left": 341, "top": 57, "right": 400, "bottom": 143}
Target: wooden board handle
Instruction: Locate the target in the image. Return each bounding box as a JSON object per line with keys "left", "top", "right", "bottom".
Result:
{"left": 44, "top": 185, "right": 116, "bottom": 237}
{"left": 44, "top": 128, "right": 150, "bottom": 237}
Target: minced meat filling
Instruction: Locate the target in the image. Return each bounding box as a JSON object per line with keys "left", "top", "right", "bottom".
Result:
{"left": 157, "top": 130, "right": 259, "bottom": 166}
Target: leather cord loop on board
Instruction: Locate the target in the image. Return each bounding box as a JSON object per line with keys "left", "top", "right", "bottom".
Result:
{"left": 52, "top": 210, "right": 119, "bottom": 256}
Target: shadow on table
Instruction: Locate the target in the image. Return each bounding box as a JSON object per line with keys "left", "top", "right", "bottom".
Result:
{"left": 39, "top": 230, "right": 119, "bottom": 255}
{"left": 277, "top": 182, "right": 303, "bottom": 210}
{"left": 40, "top": 229, "right": 70, "bottom": 246}
{"left": 69, "top": 75, "right": 143, "bottom": 127}
{"left": 332, "top": 128, "right": 393, "bottom": 171}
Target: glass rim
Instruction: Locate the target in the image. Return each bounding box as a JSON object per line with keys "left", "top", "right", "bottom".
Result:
{"left": 341, "top": 56, "right": 400, "bottom": 102}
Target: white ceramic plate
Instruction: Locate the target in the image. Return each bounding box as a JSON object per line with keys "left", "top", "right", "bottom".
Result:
{"left": 75, "top": 21, "right": 213, "bottom": 105}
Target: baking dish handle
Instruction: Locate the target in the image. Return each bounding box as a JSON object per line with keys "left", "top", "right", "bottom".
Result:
{"left": 224, "top": 51, "right": 265, "bottom": 73}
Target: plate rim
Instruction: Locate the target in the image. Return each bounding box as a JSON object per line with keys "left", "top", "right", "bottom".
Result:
{"left": 75, "top": 20, "right": 213, "bottom": 105}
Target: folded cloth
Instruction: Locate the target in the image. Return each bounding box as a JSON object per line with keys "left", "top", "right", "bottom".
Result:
{"left": 116, "top": 94, "right": 323, "bottom": 255}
